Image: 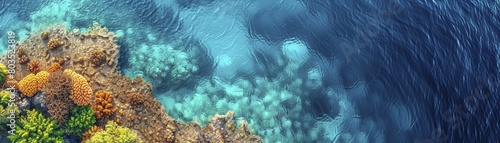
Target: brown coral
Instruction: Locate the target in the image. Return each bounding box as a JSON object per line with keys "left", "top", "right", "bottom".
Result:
{"left": 46, "top": 63, "right": 62, "bottom": 73}
{"left": 28, "top": 60, "right": 40, "bottom": 74}
{"left": 127, "top": 93, "right": 144, "bottom": 105}
{"left": 64, "top": 69, "right": 92, "bottom": 106}
{"left": 42, "top": 70, "right": 74, "bottom": 125}
{"left": 17, "top": 47, "right": 29, "bottom": 64}
{"left": 90, "top": 48, "right": 106, "bottom": 66}
{"left": 81, "top": 125, "right": 102, "bottom": 143}
{"left": 41, "top": 31, "right": 48, "bottom": 40}
{"left": 92, "top": 90, "right": 115, "bottom": 119}
{"left": 48, "top": 38, "right": 62, "bottom": 50}
{"left": 18, "top": 71, "right": 50, "bottom": 97}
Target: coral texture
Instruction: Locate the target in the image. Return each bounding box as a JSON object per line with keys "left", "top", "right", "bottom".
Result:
{"left": 43, "top": 70, "right": 74, "bottom": 125}
{"left": 82, "top": 125, "right": 103, "bottom": 143}
{"left": 0, "top": 63, "right": 7, "bottom": 84}
{"left": 127, "top": 93, "right": 144, "bottom": 105}
{"left": 64, "top": 69, "right": 92, "bottom": 106}
{"left": 7, "top": 109, "right": 64, "bottom": 143}
{"left": 92, "top": 90, "right": 115, "bottom": 119}
{"left": 86, "top": 121, "right": 141, "bottom": 143}
{"left": 17, "top": 47, "right": 29, "bottom": 64}
{"left": 48, "top": 38, "right": 63, "bottom": 50}
{"left": 66, "top": 105, "right": 96, "bottom": 136}
{"left": 90, "top": 48, "right": 106, "bottom": 66}
{"left": 28, "top": 60, "right": 40, "bottom": 74}
{"left": 0, "top": 103, "right": 19, "bottom": 131}
{"left": 18, "top": 71, "right": 50, "bottom": 97}
{"left": 46, "top": 63, "right": 63, "bottom": 73}
{"left": 0, "top": 90, "right": 9, "bottom": 107}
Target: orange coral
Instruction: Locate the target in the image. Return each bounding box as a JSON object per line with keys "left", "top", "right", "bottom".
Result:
{"left": 46, "top": 63, "right": 62, "bottom": 73}
{"left": 81, "top": 125, "right": 102, "bottom": 143}
{"left": 28, "top": 60, "right": 40, "bottom": 74}
{"left": 92, "top": 90, "right": 115, "bottom": 119}
{"left": 64, "top": 69, "right": 92, "bottom": 106}
{"left": 90, "top": 48, "right": 106, "bottom": 66}
{"left": 48, "top": 38, "right": 62, "bottom": 50}
{"left": 18, "top": 71, "right": 50, "bottom": 97}
{"left": 127, "top": 93, "right": 144, "bottom": 105}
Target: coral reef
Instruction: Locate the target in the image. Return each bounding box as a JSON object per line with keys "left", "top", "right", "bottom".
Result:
{"left": 7, "top": 109, "right": 64, "bottom": 143}
{"left": 1, "top": 23, "right": 262, "bottom": 143}
{"left": 86, "top": 121, "right": 141, "bottom": 143}
{"left": 46, "top": 63, "right": 62, "bottom": 73}
{"left": 17, "top": 71, "right": 49, "bottom": 97}
{"left": 66, "top": 105, "right": 96, "bottom": 136}
{"left": 0, "top": 63, "right": 7, "bottom": 84}
{"left": 127, "top": 93, "right": 144, "bottom": 105}
{"left": 16, "top": 47, "right": 29, "bottom": 64}
{"left": 64, "top": 69, "right": 92, "bottom": 106}
{"left": 27, "top": 60, "right": 40, "bottom": 74}
{"left": 82, "top": 125, "right": 102, "bottom": 143}
{"left": 92, "top": 90, "right": 115, "bottom": 119}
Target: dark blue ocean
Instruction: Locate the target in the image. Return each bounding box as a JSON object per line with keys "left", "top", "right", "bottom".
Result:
{"left": 1, "top": 0, "right": 499, "bottom": 142}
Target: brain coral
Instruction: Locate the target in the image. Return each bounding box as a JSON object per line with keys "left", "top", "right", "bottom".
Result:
{"left": 92, "top": 90, "right": 115, "bottom": 119}
{"left": 64, "top": 69, "right": 92, "bottom": 106}
{"left": 18, "top": 71, "right": 50, "bottom": 97}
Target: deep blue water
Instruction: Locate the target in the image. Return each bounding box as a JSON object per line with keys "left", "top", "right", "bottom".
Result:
{"left": 1, "top": 0, "right": 499, "bottom": 142}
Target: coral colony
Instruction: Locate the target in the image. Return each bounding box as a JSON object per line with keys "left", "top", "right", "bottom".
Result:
{"left": 0, "top": 23, "right": 262, "bottom": 142}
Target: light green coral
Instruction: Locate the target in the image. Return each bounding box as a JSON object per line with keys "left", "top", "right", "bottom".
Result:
{"left": 0, "top": 90, "right": 10, "bottom": 107}
{"left": 66, "top": 105, "right": 96, "bottom": 136}
{"left": 0, "top": 63, "right": 8, "bottom": 84}
{"left": 86, "top": 121, "right": 141, "bottom": 143}
{"left": 8, "top": 109, "right": 64, "bottom": 143}
{"left": 0, "top": 105, "right": 20, "bottom": 131}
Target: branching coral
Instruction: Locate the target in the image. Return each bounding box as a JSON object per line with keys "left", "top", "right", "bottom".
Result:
{"left": 82, "top": 125, "right": 102, "bottom": 143}
{"left": 90, "top": 48, "right": 106, "bottom": 66}
{"left": 0, "top": 63, "right": 7, "bottom": 84}
{"left": 18, "top": 71, "right": 50, "bottom": 97}
{"left": 66, "top": 105, "right": 96, "bottom": 136}
{"left": 28, "top": 60, "right": 40, "bottom": 74}
{"left": 0, "top": 105, "right": 19, "bottom": 131}
{"left": 46, "top": 63, "right": 63, "bottom": 73}
{"left": 64, "top": 69, "right": 92, "bottom": 106}
{"left": 48, "top": 38, "right": 63, "bottom": 50}
{"left": 43, "top": 70, "right": 74, "bottom": 125}
{"left": 92, "top": 91, "right": 115, "bottom": 119}
{"left": 7, "top": 109, "right": 64, "bottom": 143}
{"left": 86, "top": 121, "right": 141, "bottom": 143}
{"left": 127, "top": 93, "right": 144, "bottom": 105}
{"left": 0, "top": 90, "right": 10, "bottom": 107}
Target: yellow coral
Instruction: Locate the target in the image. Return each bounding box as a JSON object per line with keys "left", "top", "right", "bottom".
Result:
{"left": 64, "top": 69, "right": 92, "bottom": 106}
{"left": 18, "top": 71, "right": 50, "bottom": 97}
